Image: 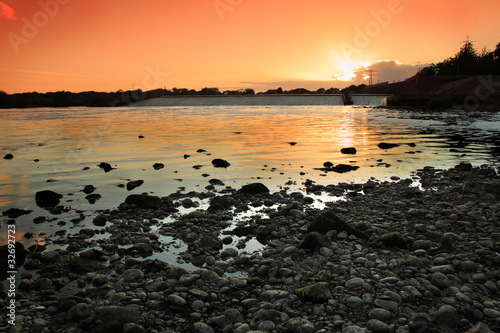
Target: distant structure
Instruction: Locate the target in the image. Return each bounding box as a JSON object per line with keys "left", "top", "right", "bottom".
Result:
{"left": 368, "top": 68, "right": 377, "bottom": 86}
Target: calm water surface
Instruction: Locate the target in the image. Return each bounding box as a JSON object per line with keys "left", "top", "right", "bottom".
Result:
{"left": 1, "top": 105, "right": 499, "bottom": 252}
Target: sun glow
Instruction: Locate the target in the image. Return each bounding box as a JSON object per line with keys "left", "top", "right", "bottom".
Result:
{"left": 332, "top": 60, "right": 372, "bottom": 82}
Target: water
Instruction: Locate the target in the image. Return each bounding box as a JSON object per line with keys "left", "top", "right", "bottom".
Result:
{"left": 1, "top": 105, "right": 499, "bottom": 254}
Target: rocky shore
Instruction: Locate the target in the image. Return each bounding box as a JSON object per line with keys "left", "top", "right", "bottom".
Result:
{"left": 1, "top": 162, "right": 500, "bottom": 333}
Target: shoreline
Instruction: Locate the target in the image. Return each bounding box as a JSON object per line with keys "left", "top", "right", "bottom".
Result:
{"left": 1, "top": 163, "right": 500, "bottom": 332}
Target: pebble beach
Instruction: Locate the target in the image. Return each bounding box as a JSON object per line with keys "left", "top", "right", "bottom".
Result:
{"left": 2, "top": 161, "right": 500, "bottom": 333}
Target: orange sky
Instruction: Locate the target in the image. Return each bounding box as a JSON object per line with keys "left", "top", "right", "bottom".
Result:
{"left": 1, "top": 0, "right": 499, "bottom": 93}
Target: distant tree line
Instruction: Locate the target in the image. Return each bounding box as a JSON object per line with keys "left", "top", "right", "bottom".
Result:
{"left": 420, "top": 40, "right": 500, "bottom": 76}
{"left": 0, "top": 85, "right": 344, "bottom": 109}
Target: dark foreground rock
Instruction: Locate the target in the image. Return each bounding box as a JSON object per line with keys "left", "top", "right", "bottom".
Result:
{"left": 35, "top": 190, "right": 63, "bottom": 207}
{"left": 2, "top": 163, "right": 500, "bottom": 333}
{"left": 211, "top": 158, "right": 231, "bottom": 168}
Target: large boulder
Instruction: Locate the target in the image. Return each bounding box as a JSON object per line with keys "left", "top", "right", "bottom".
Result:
{"left": 35, "top": 190, "right": 63, "bottom": 208}
{"left": 125, "top": 194, "right": 161, "bottom": 209}
{"left": 308, "top": 211, "right": 369, "bottom": 239}
{"left": 238, "top": 183, "right": 270, "bottom": 195}
{"left": 299, "top": 232, "right": 330, "bottom": 250}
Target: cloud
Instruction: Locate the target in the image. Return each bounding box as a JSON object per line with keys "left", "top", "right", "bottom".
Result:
{"left": 0, "top": 1, "right": 17, "bottom": 20}
{"left": 336, "top": 60, "right": 429, "bottom": 86}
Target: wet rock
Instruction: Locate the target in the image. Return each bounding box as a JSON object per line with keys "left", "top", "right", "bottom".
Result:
{"left": 86, "top": 193, "right": 102, "bottom": 204}
{"left": 3, "top": 153, "right": 14, "bottom": 159}
{"left": 466, "top": 322, "right": 495, "bottom": 333}
{"left": 378, "top": 142, "right": 400, "bottom": 149}
{"left": 125, "top": 194, "right": 161, "bottom": 209}
{"left": 93, "top": 214, "right": 107, "bottom": 226}
{"left": 212, "top": 158, "right": 231, "bottom": 168}
{"left": 83, "top": 185, "right": 96, "bottom": 194}
{"left": 341, "top": 147, "right": 357, "bottom": 154}
{"left": 69, "top": 256, "right": 96, "bottom": 272}
{"left": 2, "top": 208, "right": 32, "bottom": 218}
{"left": 167, "top": 294, "right": 187, "bottom": 306}
{"left": 316, "top": 163, "right": 360, "bottom": 173}
{"left": 209, "top": 195, "right": 235, "bottom": 210}
{"left": 295, "top": 282, "right": 332, "bottom": 303}
{"left": 342, "top": 325, "right": 366, "bottom": 333}
{"left": 193, "top": 322, "right": 215, "bottom": 333}
{"left": 35, "top": 190, "right": 63, "bottom": 207}
{"left": 0, "top": 242, "right": 27, "bottom": 274}
{"left": 124, "top": 269, "right": 144, "bottom": 282}
{"left": 238, "top": 182, "right": 270, "bottom": 195}
{"left": 308, "top": 211, "right": 369, "bottom": 239}
{"left": 123, "top": 323, "right": 146, "bottom": 333}
{"left": 98, "top": 162, "right": 115, "bottom": 172}
{"left": 153, "top": 163, "right": 164, "bottom": 170}
{"left": 126, "top": 180, "right": 144, "bottom": 191}
{"left": 366, "top": 319, "right": 390, "bottom": 333}
{"left": 209, "top": 178, "right": 225, "bottom": 186}
{"left": 95, "top": 305, "right": 140, "bottom": 325}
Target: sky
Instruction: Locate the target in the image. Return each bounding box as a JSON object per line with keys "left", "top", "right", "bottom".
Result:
{"left": 1, "top": 0, "right": 499, "bottom": 94}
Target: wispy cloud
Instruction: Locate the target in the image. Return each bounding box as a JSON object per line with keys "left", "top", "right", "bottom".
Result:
{"left": 0, "top": 2, "right": 17, "bottom": 21}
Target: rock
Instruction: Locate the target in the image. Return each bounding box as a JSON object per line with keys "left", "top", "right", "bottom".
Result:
{"left": 93, "top": 215, "right": 107, "bottom": 226}
{"left": 433, "top": 305, "right": 458, "bottom": 328}
{"left": 299, "top": 232, "right": 330, "bottom": 250}
{"left": 286, "top": 318, "right": 316, "bottom": 333}
{"left": 125, "top": 194, "right": 161, "bottom": 209}
{"left": 2, "top": 208, "right": 32, "bottom": 218}
{"left": 126, "top": 180, "right": 144, "bottom": 191}
{"left": 153, "top": 163, "right": 164, "bottom": 170}
{"left": 166, "top": 265, "right": 192, "bottom": 279}
{"left": 3, "top": 153, "right": 14, "bottom": 159}
{"left": 369, "top": 308, "right": 392, "bottom": 321}
{"left": 346, "top": 296, "right": 365, "bottom": 309}
{"left": 378, "top": 142, "right": 400, "bottom": 149}
{"left": 123, "top": 269, "right": 144, "bottom": 282}
{"left": 86, "top": 193, "right": 102, "bottom": 204}
{"left": 295, "top": 282, "right": 332, "bottom": 303}
{"left": 341, "top": 147, "right": 357, "bottom": 154}
{"left": 376, "top": 232, "right": 407, "bottom": 249}
{"left": 342, "top": 326, "right": 366, "bottom": 333}
{"left": 431, "top": 272, "right": 451, "bottom": 289}
{"left": 345, "top": 277, "right": 365, "bottom": 289}
{"left": 69, "top": 257, "right": 96, "bottom": 272}
{"left": 466, "top": 322, "right": 494, "bottom": 333}
{"left": 238, "top": 183, "right": 270, "bottom": 195}
{"left": 95, "top": 306, "right": 140, "bottom": 325}
{"left": 212, "top": 158, "right": 231, "bottom": 168}
{"left": 209, "top": 178, "right": 225, "bottom": 186}
{"left": 307, "top": 211, "right": 369, "bottom": 239}
{"left": 88, "top": 320, "right": 122, "bottom": 333}
{"left": 98, "top": 162, "right": 115, "bottom": 172}
{"left": 366, "top": 319, "right": 390, "bottom": 333}
{"left": 167, "top": 294, "right": 187, "bottom": 306}
{"left": 83, "top": 185, "right": 96, "bottom": 194}
{"left": 0, "top": 242, "right": 27, "bottom": 274}
{"left": 223, "top": 308, "right": 244, "bottom": 324}
{"left": 316, "top": 163, "right": 360, "bottom": 173}
{"left": 68, "top": 303, "right": 91, "bottom": 320}
{"left": 35, "top": 190, "right": 63, "bottom": 207}
{"left": 193, "top": 322, "right": 215, "bottom": 333}
{"left": 209, "top": 195, "right": 235, "bottom": 210}
{"left": 123, "top": 323, "right": 146, "bottom": 333}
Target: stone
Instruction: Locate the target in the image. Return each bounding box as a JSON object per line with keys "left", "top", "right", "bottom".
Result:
{"left": 341, "top": 147, "right": 357, "bottom": 154}
{"left": 3, "top": 153, "right": 14, "bottom": 159}
{"left": 346, "top": 296, "right": 365, "bottom": 309}
{"left": 286, "top": 318, "right": 316, "bottom": 333}
{"left": 378, "top": 142, "right": 400, "bottom": 149}
{"left": 295, "top": 282, "right": 332, "bottom": 303}
{"left": 431, "top": 272, "right": 451, "bottom": 289}
{"left": 299, "top": 232, "right": 330, "bottom": 250}
{"left": 69, "top": 256, "right": 96, "bottom": 272}
{"left": 2, "top": 208, "right": 32, "bottom": 218}
{"left": 209, "top": 178, "right": 225, "bottom": 186}
{"left": 345, "top": 277, "right": 365, "bottom": 289}
{"left": 153, "top": 163, "right": 164, "bottom": 170}
{"left": 465, "top": 322, "right": 495, "bottom": 333}
{"left": 123, "top": 269, "right": 144, "bottom": 282}
{"left": 308, "top": 211, "right": 369, "bottom": 239}
{"left": 88, "top": 320, "right": 122, "bottom": 333}
{"left": 93, "top": 214, "right": 107, "bottom": 226}
{"left": 342, "top": 326, "right": 366, "bottom": 333}
{"left": 223, "top": 308, "right": 244, "bottom": 324}
{"left": 95, "top": 306, "right": 140, "bottom": 325}
{"left": 366, "top": 319, "right": 390, "bottom": 333}
{"left": 123, "top": 323, "right": 146, "bottom": 333}
{"left": 83, "top": 185, "right": 96, "bottom": 194}
{"left": 98, "top": 162, "right": 115, "bottom": 172}
{"left": 126, "top": 180, "right": 144, "bottom": 191}
{"left": 374, "top": 299, "right": 398, "bottom": 311}
{"left": 68, "top": 303, "right": 91, "bottom": 320}
{"left": 211, "top": 158, "right": 231, "bottom": 168}
{"left": 376, "top": 232, "right": 407, "bottom": 248}
{"left": 193, "top": 322, "right": 215, "bottom": 333}
{"left": 369, "top": 308, "right": 392, "bottom": 321}
{"left": 209, "top": 195, "right": 235, "bottom": 210}
{"left": 125, "top": 194, "right": 161, "bottom": 209}
{"left": 433, "top": 305, "right": 458, "bottom": 328}
{"left": 167, "top": 294, "right": 187, "bottom": 306}
{"left": 238, "top": 182, "right": 270, "bottom": 195}
{"left": 35, "top": 190, "right": 63, "bottom": 207}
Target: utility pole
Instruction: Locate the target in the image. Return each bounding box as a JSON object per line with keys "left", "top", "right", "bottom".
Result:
{"left": 368, "top": 68, "right": 377, "bottom": 86}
